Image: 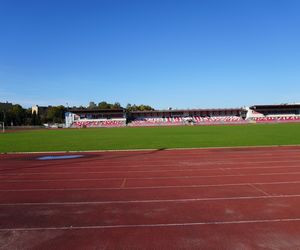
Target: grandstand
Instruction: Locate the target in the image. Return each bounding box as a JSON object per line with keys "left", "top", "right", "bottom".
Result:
{"left": 128, "top": 109, "right": 244, "bottom": 126}
{"left": 65, "top": 104, "right": 300, "bottom": 128}
{"left": 65, "top": 109, "right": 126, "bottom": 128}
{"left": 246, "top": 104, "right": 300, "bottom": 123}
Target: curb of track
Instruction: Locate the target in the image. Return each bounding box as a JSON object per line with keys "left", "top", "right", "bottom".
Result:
{"left": 1, "top": 144, "right": 300, "bottom": 155}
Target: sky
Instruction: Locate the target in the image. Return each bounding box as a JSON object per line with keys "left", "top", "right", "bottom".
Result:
{"left": 0, "top": 0, "right": 300, "bottom": 109}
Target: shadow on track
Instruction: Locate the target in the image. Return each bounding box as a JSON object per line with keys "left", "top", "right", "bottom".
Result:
{"left": 0, "top": 148, "right": 168, "bottom": 173}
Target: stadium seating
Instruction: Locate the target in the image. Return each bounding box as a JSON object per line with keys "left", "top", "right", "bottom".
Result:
{"left": 129, "top": 116, "right": 245, "bottom": 126}
{"left": 193, "top": 116, "right": 244, "bottom": 124}
{"left": 129, "top": 117, "right": 184, "bottom": 126}
{"left": 250, "top": 116, "right": 300, "bottom": 123}
{"left": 72, "top": 120, "right": 126, "bottom": 128}
{"left": 70, "top": 115, "right": 300, "bottom": 128}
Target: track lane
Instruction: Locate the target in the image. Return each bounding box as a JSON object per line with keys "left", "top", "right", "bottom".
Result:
{"left": 2, "top": 173, "right": 300, "bottom": 190}
{"left": 2, "top": 220, "right": 300, "bottom": 250}
{"left": 1, "top": 196, "right": 300, "bottom": 229}
{"left": 0, "top": 184, "right": 263, "bottom": 204}
{"left": 2, "top": 146, "right": 300, "bottom": 249}
{"left": 4, "top": 165, "right": 300, "bottom": 180}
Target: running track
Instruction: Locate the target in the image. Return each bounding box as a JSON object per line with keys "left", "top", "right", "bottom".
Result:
{"left": 1, "top": 146, "right": 300, "bottom": 249}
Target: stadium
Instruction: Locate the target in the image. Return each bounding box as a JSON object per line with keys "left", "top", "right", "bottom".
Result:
{"left": 2, "top": 102, "right": 300, "bottom": 249}
{"left": 2, "top": 0, "right": 300, "bottom": 248}
{"left": 65, "top": 103, "right": 300, "bottom": 128}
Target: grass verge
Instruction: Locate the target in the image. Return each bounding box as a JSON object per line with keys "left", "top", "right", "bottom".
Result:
{"left": 1, "top": 123, "right": 300, "bottom": 153}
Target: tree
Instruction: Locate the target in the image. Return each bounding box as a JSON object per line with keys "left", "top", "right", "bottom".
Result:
{"left": 125, "top": 103, "right": 154, "bottom": 111}
{"left": 138, "top": 105, "right": 154, "bottom": 111}
{"left": 112, "top": 102, "right": 121, "bottom": 109}
{"left": 31, "top": 111, "right": 41, "bottom": 125}
{"left": 98, "top": 101, "right": 111, "bottom": 109}
{"left": 88, "top": 101, "right": 97, "bottom": 109}
{"left": 126, "top": 103, "right": 132, "bottom": 110}
{"left": 10, "top": 105, "right": 26, "bottom": 126}
{"left": 46, "top": 106, "right": 65, "bottom": 123}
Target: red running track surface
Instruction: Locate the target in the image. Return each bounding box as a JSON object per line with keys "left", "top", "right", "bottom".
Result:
{"left": 1, "top": 146, "right": 300, "bottom": 249}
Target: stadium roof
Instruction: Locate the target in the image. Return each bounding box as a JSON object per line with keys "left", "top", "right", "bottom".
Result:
{"left": 250, "top": 104, "right": 300, "bottom": 110}
{"left": 130, "top": 108, "right": 244, "bottom": 113}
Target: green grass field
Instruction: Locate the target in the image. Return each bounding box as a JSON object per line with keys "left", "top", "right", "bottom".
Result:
{"left": 1, "top": 123, "right": 300, "bottom": 153}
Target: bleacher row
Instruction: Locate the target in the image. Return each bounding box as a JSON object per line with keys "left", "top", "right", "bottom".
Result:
{"left": 129, "top": 116, "right": 244, "bottom": 126}
{"left": 70, "top": 115, "right": 300, "bottom": 128}
{"left": 193, "top": 116, "right": 242, "bottom": 123}
{"left": 251, "top": 116, "right": 300, "bottom": 123}
{"left": 72, "top": 120, "right": 125, "bottom": 128}
{"left": 129, "top": 117, "right": 183, "bottom": 126}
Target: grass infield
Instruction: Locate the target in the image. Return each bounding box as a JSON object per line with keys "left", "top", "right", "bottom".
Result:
{"left": 1, "top": 123, "right": 300, "bottom": 153}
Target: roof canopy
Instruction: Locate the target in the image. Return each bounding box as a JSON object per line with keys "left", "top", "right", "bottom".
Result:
{"left": 250, "top": 104, "right": 300, "bottom": 110}
{"left": 130, "top": 108, "right": 243, "bottom": 114}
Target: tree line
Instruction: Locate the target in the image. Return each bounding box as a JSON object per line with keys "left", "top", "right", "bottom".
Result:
{"left": 0, "top": 101, "right": 155, "bottom": 126}
{"left": 87, "top": 101, "right": 154, "bottom": 111}
{"left": 0, "top": 104, "right": 66, "bottom": 126}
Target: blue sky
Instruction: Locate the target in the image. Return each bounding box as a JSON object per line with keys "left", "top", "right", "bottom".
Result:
{"left": 0, "top": 0, "right": 300, "bottom": 109}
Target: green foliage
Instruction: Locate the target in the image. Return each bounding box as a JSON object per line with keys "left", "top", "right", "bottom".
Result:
{"left": 0, "top": 100, "right": 155, "bottom": 126}
{"left": 112, "top": 102, "right": 121, "bottom": 109}
{"left": 98, "top": 101, "right": 112, "bottom": 109}
{"left": 126, "top": 103, "right": 155, "bottom": 111}
{"left": 0, "top": 104, "right": 29, "bottom": 126}
{"left": 97, "top": 101, "right": 122, "bottom": 109}
{"left": 87, "top": 100, "right": 154, "bottom": 111}
{"left": 31, "top": 111, "right": 41, "bottom": 125}
{"left": 10, "top": 105, "right": 26, "bottom": 125}
{"left": 88, "top": 101, "right": 97, "bottom": 109}
{"left": 0, "top": 103, "right": 65, "bottom": 126}
{"left": 46, "top": 106, "right": 65, "bottom": 123}
{"left": 1, "top": 123, "right": 300, "bottom": 153}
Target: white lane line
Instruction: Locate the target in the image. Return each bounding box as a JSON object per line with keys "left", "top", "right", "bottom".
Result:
{"left": 3, "top": 171, "right": 300, "bottom": 182}
{"left": 0, "top": 169, "right": 227, "bottom": 176}
{"left": 1, "top": 194, "right": 300, "bottom": 206}
{"left": 1, "top": 180, "right": 300, "bottom": 192}
{"left": 2, "top": 163, "right": 300, "bottom": 176}
{"left": 0, "top": 161, "right": 300, "bottom": 177}
{"left": 1, "top": 157, "right": 300, "bottom": 170}
{"left": 0, "top": 178, "right": 122, "bottom": 182}
{"left": 2, "top": 218, "right": 300, "bottom": 231}
{"left": 248, "top": 184, "right": 270, "bottom": 196}
{"left": 3, "top": 157, "right": 300, "bottom": 167}
{"left": 3, "top": 154, "right": 300, "bottom": 166}
{"left": 2, "top": 159, "right": 300, "bottom": 175}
